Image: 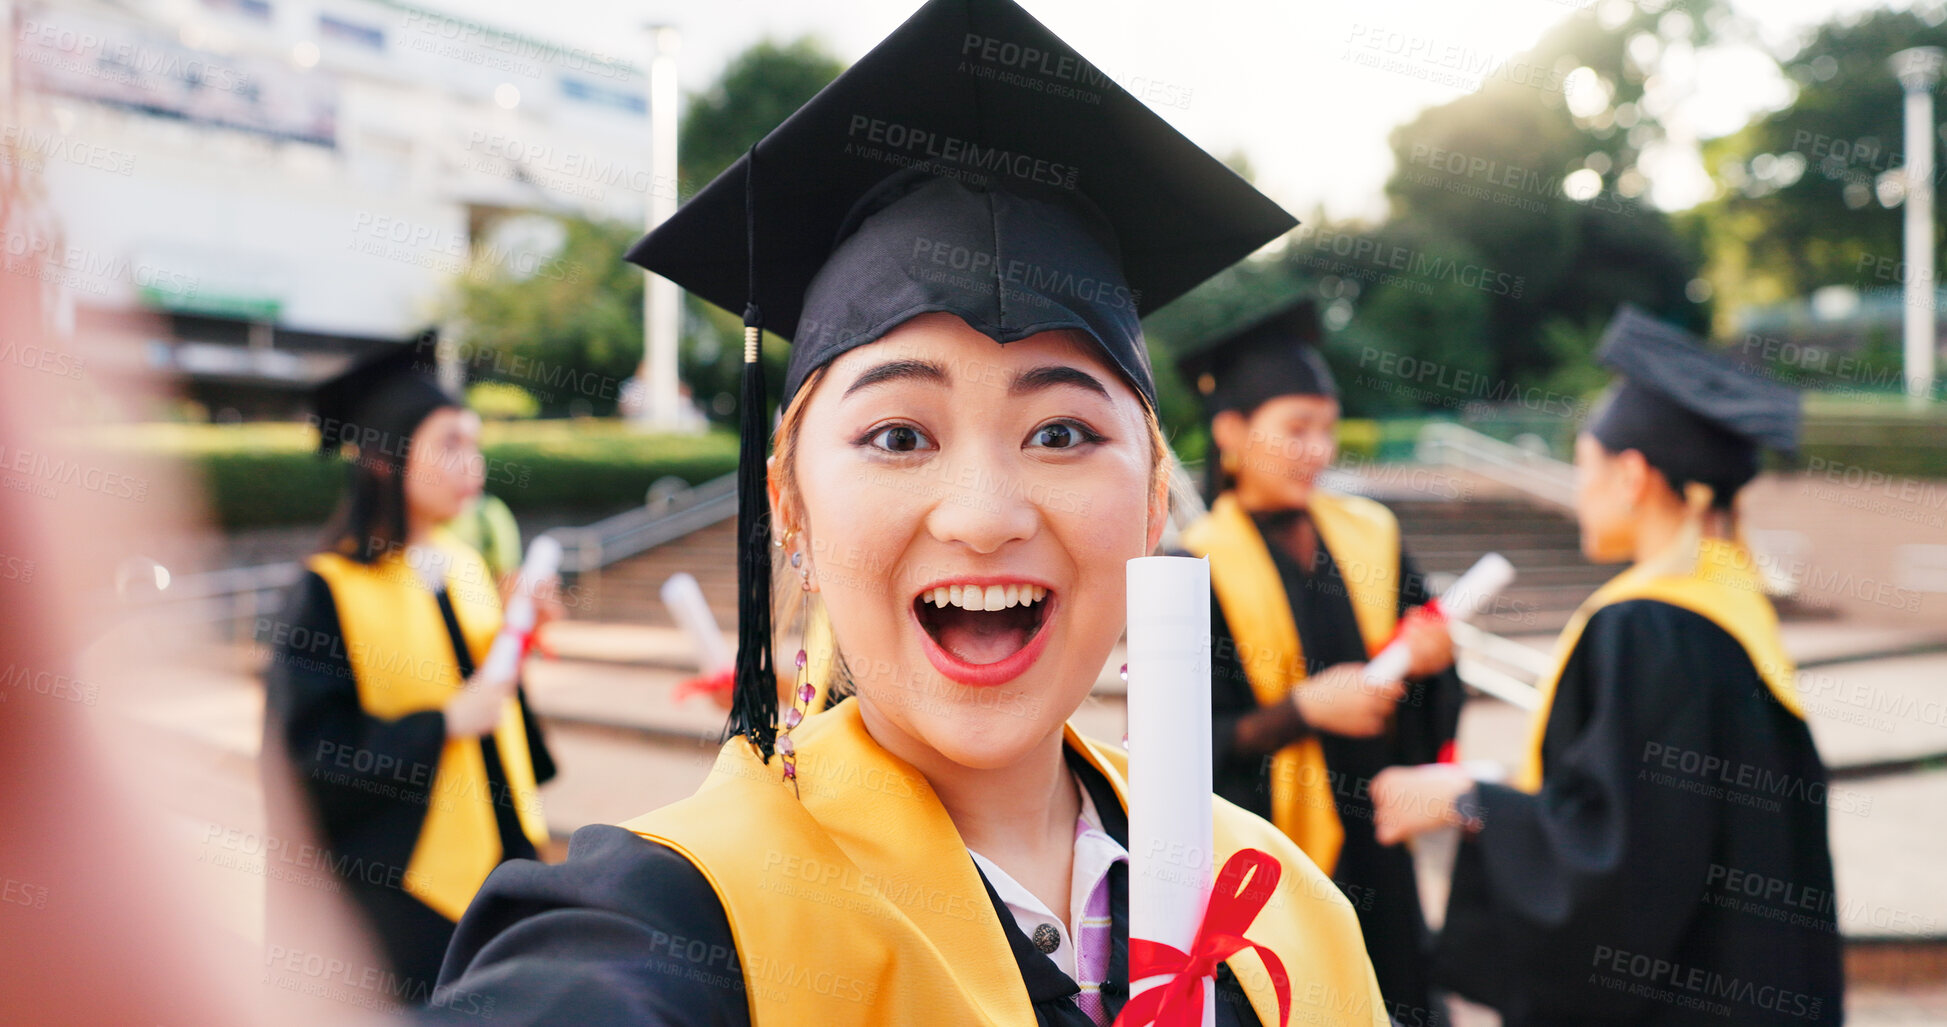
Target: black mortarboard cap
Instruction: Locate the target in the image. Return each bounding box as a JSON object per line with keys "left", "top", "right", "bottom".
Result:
{"left": 312, "top": 328, "right": 458, "bottom": 461}
{"left": 624, "top": 0, "right": 1296, "bottom": 760}
{"left": 1173, "top": 294, "right": 1336, "bottom": 416}
{"left": 1588, "top": 305, "right": 1800, "bottom": 504}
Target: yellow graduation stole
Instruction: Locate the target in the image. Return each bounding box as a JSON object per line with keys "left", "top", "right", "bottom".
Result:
{"left": 307, "top": 531, "right": 549, "bottom": 921}
{"left": 624, "top": 700, "right": 1388, "bottom": 1026}
{"left": 1515, "top": 537, "right": 1803, "bottom": 793}
{"left": 1179, "top": 491, "right": 1400, "bottom": 877}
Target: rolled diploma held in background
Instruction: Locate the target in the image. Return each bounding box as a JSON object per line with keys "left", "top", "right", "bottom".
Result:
{"left": 1363, "top": 552, "right": 1516, "bottom": 684}
{"left": 662, "top": 572, "right": 733, "bottom": 674}
{"left": 1126, "top": 556, "right": 1216, "bottom": 1025}
{"left": 479, "top": 535, "right": 563, "bottom": 683}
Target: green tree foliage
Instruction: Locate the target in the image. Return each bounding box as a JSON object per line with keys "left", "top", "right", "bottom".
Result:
{"left": 1371, "top": 2, "right": 1714, "bottom": 393}
{"left": 455, "top": 218, "right": 644, "bottom": 417}
{"left": 677, "top": 38, "right": 845, "bottom": 423}
{"left": 1151, "top": 4, "right": 1716, "bottom": 421}
{"left": 1284, "top": 219, "right": 1497, "bottom": 418}
{"left": 679, "top": 38, "right": 847, "bottom": 191}
{"left": 1690, "top": 8, "right": 1947, "bottom": 324}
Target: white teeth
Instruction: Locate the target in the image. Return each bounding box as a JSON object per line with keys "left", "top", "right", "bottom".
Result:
{"left": 928, "top": 584, "right": 1048, "bottom": 610}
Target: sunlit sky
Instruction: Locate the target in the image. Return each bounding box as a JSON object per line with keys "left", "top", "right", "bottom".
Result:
{"left": 429, "top": 0, "right": 1909, "bottom": 221}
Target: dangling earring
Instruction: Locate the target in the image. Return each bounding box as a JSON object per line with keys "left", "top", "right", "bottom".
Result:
{"left": 777, "top": 549, "right": 814, "bottom": 795}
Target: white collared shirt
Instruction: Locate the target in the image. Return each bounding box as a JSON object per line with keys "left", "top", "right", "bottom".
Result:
{"left": 967, "top": 778, "right": 1128, "bottom": 981}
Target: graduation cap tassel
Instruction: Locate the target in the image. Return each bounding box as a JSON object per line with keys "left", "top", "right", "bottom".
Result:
{"left": 729, "top": 149, "right": 779, "bottom": 762}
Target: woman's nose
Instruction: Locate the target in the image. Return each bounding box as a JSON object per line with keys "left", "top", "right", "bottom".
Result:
{"left": 922, "top": 448, "right": 1039, "bottom": 555}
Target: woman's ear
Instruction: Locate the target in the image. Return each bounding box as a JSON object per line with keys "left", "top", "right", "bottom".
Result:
{"left": 765, "top": 454, "right": 787, "bottom": 535}
{"left": 766, "top": 454, "right": 807, "bottom": 546}
{"left": 1210, "top": 409, "right": 1247, "bottom": 461}
{"left": 1616, "top": 448, "right": 1654, "bottom": 508}
{"left": 1145, "top": 470, "right": 1170, "bottom": 555}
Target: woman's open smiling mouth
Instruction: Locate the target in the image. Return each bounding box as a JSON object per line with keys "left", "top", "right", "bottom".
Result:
{"left": 910, "top": 577, "right": 1056, "bottom": 687}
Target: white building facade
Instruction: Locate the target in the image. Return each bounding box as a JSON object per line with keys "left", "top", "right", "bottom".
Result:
{"left": 7, "top": 0, "right": 660, "bottom": 418}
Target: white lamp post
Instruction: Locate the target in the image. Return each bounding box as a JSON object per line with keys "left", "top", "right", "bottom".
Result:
{"left": 1891, "top": 46, "right": 1943, "bottom": 409}
{"left": 635, "top": 24, "right": 686, "bottom": 430}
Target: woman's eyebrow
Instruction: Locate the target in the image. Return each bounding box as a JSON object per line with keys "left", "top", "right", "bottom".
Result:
{"left": 842, "top": 359, "right": 949, "bottom": 397}
{"left": 1009, "top": 365, "right": 1109, "bottom": 399}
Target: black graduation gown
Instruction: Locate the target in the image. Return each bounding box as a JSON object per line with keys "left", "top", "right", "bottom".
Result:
{"left": 1433, "top": 600, "right": 1844, "bottom": 1026}
{"left": 1199, "top": 512, "right": 1465, "bottom": 1027}
{"left": 423, "top": 746, "right": 1268, "bottom": 1026}
{"left": 261, "top": 569, "right": 556, "bottom": 993}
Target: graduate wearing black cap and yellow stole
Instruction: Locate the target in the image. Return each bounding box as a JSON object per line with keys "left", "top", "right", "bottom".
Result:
{"left": 260, "top": 335, "right": 554, "bottom": 994}
{"left": 1371, "top": 307, "right": 1842, "bottom": 1027}
{"left": 428, "top": 2, "right": 1387, "bottom": 1024}
{"left": 1172, "top": 297, "right": 1464, "bottom": 1025}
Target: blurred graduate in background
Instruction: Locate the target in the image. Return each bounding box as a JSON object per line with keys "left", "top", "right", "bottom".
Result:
{"left": 260, "top": 334, "right": 557, "bottom": 995}
{"left": 1372, "top": 307, "right": 1843, "bottom": 1026}
{"left": 1174, "top": 297, "right": 1465, "bottom": 1024}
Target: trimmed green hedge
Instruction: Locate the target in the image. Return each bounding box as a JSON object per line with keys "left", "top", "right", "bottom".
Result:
{"left": 1799, "top": 409, "right": 1947, "bottom": 479}
{"left": 77, "top": 421, "right": 740, "bottom": 529}
{"left": 1460, "top": 395, "right": 1947, "bottom": 479}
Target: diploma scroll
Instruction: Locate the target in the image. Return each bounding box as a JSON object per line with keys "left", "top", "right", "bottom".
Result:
{"left": 1125, "top": 556, "right": 1216, "bottom": 1026}
{"left": 1363, "top": 552, "right": 1515, "bottom": 684}
{"left": 478, "top": 535, "right": 562, "bottom": 683}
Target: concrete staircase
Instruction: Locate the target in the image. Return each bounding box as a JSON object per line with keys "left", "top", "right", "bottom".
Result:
{"left": 573, "top": 517, "right": 739, "bottom": 628}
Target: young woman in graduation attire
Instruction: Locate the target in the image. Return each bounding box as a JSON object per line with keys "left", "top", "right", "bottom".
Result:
{"left": 1371, "top": 307, "right": 1843, "bottom": 1026}
{"left": 261, "top": 337, "right": 556, "bottom": 993}
{"left": 1172, "top": 299, "right": 1464, "bottom": 1024}
{"left": 428, "top": 2, "right": 1387, "bottom": 1024}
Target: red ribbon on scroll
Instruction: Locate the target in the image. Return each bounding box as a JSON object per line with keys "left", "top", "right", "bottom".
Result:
{"left": 1111, "top": 847, "right": 1292, "bottom": 1027}
{"left": 672, "top": 666, "right": 734, "bottom": 703}
{"left": 1371, "top": 597, "right": 1445, "bottom": 656}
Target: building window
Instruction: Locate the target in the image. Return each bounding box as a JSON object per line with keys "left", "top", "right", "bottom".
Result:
{"left": 319, "top": 14, "right": 385, "bottom": 50}
{"left": 559, "top": 76, "right": 646, "bottom": 115}
{"left": 203, "top": 0, "right": 273, "bottom": 18}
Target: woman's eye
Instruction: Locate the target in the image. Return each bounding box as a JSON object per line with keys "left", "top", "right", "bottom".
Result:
{"left": 1029, "top": 420, "right": 1099, "bottom": 450}
{"left": 868, "top": 424, "right": 932, "bottom": 453}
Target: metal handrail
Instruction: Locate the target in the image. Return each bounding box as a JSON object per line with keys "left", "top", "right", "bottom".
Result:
{"left": 556, "top": 473, "right": 739, "bottom": 573}
{"left": 1448, "top": 619, "right": 1546, "bottom": 710}
{"left": 1454, "top": 654, "right": 1545, "bottom": 710}
{"left": 1416, "top": 422, "right": 1576, "bottom": 509}
{"left": 1449, "top": 620, "right": 1551, "bottom": 677}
